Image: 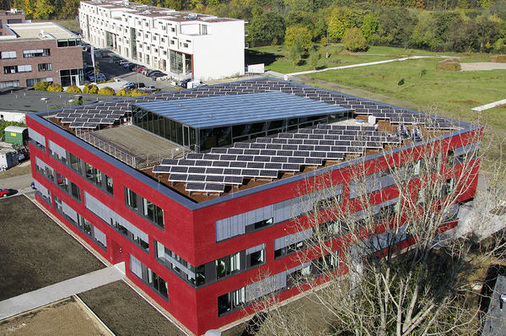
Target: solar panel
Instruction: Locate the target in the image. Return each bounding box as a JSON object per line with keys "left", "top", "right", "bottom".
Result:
{"left": 152, "top": 165, "right": 172, "bottom": 173}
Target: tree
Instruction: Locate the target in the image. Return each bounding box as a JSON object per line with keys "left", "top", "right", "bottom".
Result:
{"left": 376, "top": 7, "right": 417, "bottom": 48}
{"left": 308, "top": 49, "right": 320, "bottom": 69}
{"left": 247, "top": 12, "right": 286, "bottom": 47}
{"left": 361, "top": 13, "right": 378, "bottom": 41}
{"left": 285, "top": 26, "right": 313, "bottom": 51}
{"left": 32, "top": 0, "right": 55, "bottom": 19}
{"left": 328, "top": 7, "right": 352, "bottom": 42}
{"left": 246, "top": 126, "right": 506, "bottom": 336}
{"left": 288, "top": 43, "right": 303, "bottom": 66}
{"left": 342, "top": 27, "right": 368, "bottom": 52}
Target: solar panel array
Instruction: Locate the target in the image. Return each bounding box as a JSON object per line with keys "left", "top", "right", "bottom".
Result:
{"left": 153, "top": 123, "right": 403, "bottom": 194}
{"left": 52, "top": 78, "right": 460, "bottom": 131}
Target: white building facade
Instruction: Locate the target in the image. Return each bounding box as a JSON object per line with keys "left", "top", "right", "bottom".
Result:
{"left": 79, "top": 0, "right": 245, "bottom": 81}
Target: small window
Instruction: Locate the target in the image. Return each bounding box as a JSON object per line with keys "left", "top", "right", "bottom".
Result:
{"left": 38, "top": 63, "right": 52, "bottom": 71}
{"left": 1, "top": 51, "right": 16, "bottom": 59}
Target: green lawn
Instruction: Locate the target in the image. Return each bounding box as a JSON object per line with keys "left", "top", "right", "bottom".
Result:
{"left": 246, "top": 45, "right": 493, "bottom": 74}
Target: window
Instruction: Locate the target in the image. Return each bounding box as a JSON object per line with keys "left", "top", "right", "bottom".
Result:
{"left": 248, "top": 250, "right": 264, "bottom": 268}
{"left": 4, "top": 66, "right": 16, "bottom": 74}
{"left": 131, "top": 255, "right": 168, "bottom": 300}
{"left": 201, "top": 25, "right": 207, "bottom": 35}
{"left": 57, "top": 39, "right": 80, "bottom": 47}
{"left": 18, "top": 65, "right": 32, "bottom": 73}
{"left": 314, "top": 194, "right": 342, "bottom": 211}
{"left": 0, "top": 80, "right": 20, "bottom": 89}
{"left": 125, "top": 188, "right": 139, "bottom": 211}
{"left": 125, "top": 187, "right": 164, "bottom": 229}
{"left": 245, "top": 217, "right": 273, "bottom": 233}
{"left": 38, "top": 63, "right": 52, "bottom": 71}
{"left": 69, "top": 153, "right": 82, "bottom": 174}
{"left": 1, "top": 51, "right": 16, "bottom": 59}
{"left": 148, "top": 269, "right": 168, "bottom": 298}
{"left": 218, "top": 287, "right": 245, "bottom": 316}
{"left": 23, "top": 49, "right": 50, "bottom": 58}
{"left": 216, "top": 252, "right": 241, "bottom": 279}
{"left": 155, "top": 241, "right": 206, "bottom": 286}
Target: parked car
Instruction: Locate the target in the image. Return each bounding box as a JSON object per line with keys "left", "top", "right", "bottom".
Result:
{"left": 139, "top": 85, "right": 160, "bottom": 93}
{"left": 123, "top": 82, "right": 136, "bottom": 89}
{"left": 177, "top": 78, "right": 192, "bottom": 88}
{"left": 146, "top": 70, "right": 165, "bottom": 77}
{"left": 88, "top": 73, "right": 106, "bottom": 82}
{"left": 0, "top": 189, "right": 13, "bottom": 197}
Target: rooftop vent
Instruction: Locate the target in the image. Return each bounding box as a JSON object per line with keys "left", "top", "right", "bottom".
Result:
{"left": 184, "top": 13, "right": 198, "bottom": 20}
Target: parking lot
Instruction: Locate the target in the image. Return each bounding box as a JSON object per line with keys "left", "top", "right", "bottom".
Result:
{"left": 82, "top": 49, "right": 178, "bottom": 93}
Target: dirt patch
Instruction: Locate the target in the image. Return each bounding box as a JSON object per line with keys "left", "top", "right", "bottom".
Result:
{"left": 460, "top": 62, "right": 506, "bottom": 71}
{"left": 0, "top": 298, "right": 107, "bottom": 336}
{"left": 0, "top": 160, "right": 32, "bottom": 179}
{"left": 78, "top": 281, "right": 187, "bottom": 336}
{"left": 0, "top": 196, "right": 104, "bottom": 301}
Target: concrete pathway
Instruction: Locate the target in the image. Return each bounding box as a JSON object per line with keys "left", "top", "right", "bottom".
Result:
{"left": 0, "top": 263, "right": 125, "bottom": 320}
{"left": 285, "top": 55, "right": 448, "bottom": 77}
{"left": 471, "top": 98, "right": 506, "bottom": 112}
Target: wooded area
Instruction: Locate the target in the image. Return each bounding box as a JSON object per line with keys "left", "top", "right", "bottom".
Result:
{"left": 0, "top": 0, "right": 504, "bottom": 53}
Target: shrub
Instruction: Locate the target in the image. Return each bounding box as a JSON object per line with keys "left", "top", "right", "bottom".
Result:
{"left": 47, "top": 84, "right": 63, "bottom": 92}
{"left": 490, "top": 55, "right": 506, "bottom": 63}
{"left": 116, "top": 88, "right": 132, "bottom": 97}
{"left": 33, "top": 81, "right": 50, "bottom": 91}
{"left": 436, "top": 58, "right": 461, "bottom": 71}
{"left": 342, "top": 28, "right": 368, "bottom": 52}
{"left": 97, "top": 87, "right": 115, "bottom": 95}
{"left": 65, "top": 85, "right": 82, "bottom": 93}
{"left": 83, "top": 84, "right": 99, "bottom": 94}
{"left": 130, "top": 89, "right": 148, "bottom": 97}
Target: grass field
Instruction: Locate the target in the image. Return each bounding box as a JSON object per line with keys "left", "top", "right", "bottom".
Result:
{"left": 0, "top": 195, "right": 104, "bottom": 301}
{"left": 247, "top": 44, "right": 493, "bottom": 74}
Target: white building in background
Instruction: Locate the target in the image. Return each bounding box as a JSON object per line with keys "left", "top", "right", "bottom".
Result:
{"left": 79, "top": 0, "right": 245, "bottom": 81}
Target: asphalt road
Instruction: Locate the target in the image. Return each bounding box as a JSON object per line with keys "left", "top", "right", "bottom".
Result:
{"left": 0, "top": 173, "right": 33, "bottom": 196}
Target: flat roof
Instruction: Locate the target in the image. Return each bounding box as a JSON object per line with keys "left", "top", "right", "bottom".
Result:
{"left": 6, "top": 22, "right": 78, "bottom": 40}
{"left": 83, "top": 0, "right": 240, "bottom": 23}
{"left": 134, "top": 91, "right": 350, "bottom": 129}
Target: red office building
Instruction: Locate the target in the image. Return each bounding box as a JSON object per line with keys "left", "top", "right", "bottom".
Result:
{"left": 26, "top": 78, "right": 481, "bottom": 335}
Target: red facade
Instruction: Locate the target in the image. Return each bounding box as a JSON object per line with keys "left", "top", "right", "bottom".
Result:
{"left": 26, "top": 79, "right": 482, "bottom": 335}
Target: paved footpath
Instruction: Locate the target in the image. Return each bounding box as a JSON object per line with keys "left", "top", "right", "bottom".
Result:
{"left": 0, "top": 263, "right": 125, "bottom": 320}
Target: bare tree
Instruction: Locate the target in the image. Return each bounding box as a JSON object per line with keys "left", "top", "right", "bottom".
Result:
{"left": 248, "top": 126, "right": 506, "bottom": 336}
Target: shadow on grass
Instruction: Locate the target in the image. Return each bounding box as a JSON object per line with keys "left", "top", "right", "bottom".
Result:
{"left": 245, "top": 50, "right": 279, "bottom": 66}
{"left": 480, "top": 264, "right": 506, "bottom": 313}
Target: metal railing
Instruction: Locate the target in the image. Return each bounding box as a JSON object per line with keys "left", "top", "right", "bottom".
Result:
{"left": 76, "top": 129, "right": 187, "bottom": 168}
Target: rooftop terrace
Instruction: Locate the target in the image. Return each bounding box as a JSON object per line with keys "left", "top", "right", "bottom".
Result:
{"left": 45, "top": 78, "right": 464, "bottom": 203}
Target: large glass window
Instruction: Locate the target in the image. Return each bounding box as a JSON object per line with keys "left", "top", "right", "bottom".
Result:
{"left": 23, "top": 49, "right": 50, "bottom": 58}
{"left": 216, "top": 252, "right": 241, "bottom": 279}
{"left": 218, "top": 288, "right": 245, "bottom": 316}
{"left": 125, "top": 187, "right": 164, "bottom": 229}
